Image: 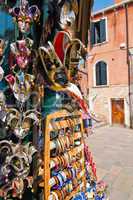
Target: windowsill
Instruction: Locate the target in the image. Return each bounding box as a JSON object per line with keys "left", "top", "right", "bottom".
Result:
{"left": 92, "top": 40, "right": 108, "bottom": 47}
{"left": 92, "top": 85, "right": 109, "bottom": 88}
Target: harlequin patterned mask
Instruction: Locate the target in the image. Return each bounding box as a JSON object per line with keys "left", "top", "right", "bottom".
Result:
{"left": 10, "top": 38, "right": 33, "bottom": 69}
{"left": 9, "top": 0, "right": 40, "bottom": 33}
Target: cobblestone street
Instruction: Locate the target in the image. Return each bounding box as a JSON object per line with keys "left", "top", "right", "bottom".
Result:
{"left": 87, "top": 126, "right": 133, "bottom": 200}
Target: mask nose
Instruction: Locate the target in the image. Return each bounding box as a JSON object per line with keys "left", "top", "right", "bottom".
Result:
{"left": 20, "top": 22, "right": 26, "bottom": 33}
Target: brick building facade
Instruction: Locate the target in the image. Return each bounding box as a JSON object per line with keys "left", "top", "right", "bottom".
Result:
{"left": 87, "top": 0, "right": 133, "bottom": 127}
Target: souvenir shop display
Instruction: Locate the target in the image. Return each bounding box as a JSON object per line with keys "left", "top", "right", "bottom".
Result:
{"left": 0, "top": 1, "right": 42, "bottom": 199}
{"left": 42, "top": 109, "right": 108, "bottom": 200}
{"left": 0, "top": 0, "right": 109, "bottom": 200}
{"left": 43, "top": 110, "right": 86, "bottom": 200}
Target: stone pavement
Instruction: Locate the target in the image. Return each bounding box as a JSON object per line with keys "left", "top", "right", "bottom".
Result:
{"left": 86, "top": 126, "right": 133, "bottom": 200}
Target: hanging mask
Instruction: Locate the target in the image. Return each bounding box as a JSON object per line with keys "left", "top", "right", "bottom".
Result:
{"left": 59, "top": 0, "right": 78, "bottom": 30}
{"left": 39, "top": 31, "right": 87, "bottom": 91}
{"left": 53, "top": 31, "right": 87, "bottom": 81}
{"left": 5, "top": 108, "right": 41, "bottom": 139}
{"left": 39, "top": 41, "right": 68, "bottom": 91}
{"left": 10, "top": 38, "right": 33, "bottom": 70}
{"left": 0, "top": 142, "right": 37, "bottom": 199}
{"left": 5, "top": 72, "right": 35, "bottom": 103}
{"left": 53, "top": 31, "right": 89, "bottom": 113}
{"left": 64, "top": 38, "right": 87, "bottom": 81}
{"left": 0, "top": 141, "right": 37, "bottom": 181}
{"left": 9, "top": 0, "right": 40, "bottom": 34}
{"left": 2, "top": 153, "right": 30, "bottom": 180}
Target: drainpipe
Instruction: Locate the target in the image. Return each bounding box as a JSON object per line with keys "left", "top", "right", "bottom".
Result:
{"left": 125, "top": 3, "right": 132, "bottom": 128}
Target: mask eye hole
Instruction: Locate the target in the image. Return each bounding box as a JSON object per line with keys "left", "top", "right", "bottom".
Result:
{"left": 29, "top": 6, "right": 37, "bottom": 16}
{"left": 14, "top": 7, "right": 20, "bottom": 16}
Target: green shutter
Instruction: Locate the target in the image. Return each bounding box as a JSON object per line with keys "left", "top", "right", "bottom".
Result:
{"left": 100, "top": 19, "right": 106, "bottom": 42}
{"left": 96, "top": 61, "right": 107, "bottom": 85}
{"left": 90, "top": 22, "right": 95, "bottom": 46}
{"left": 96, "top": 63, "right": 100, "bottom": 85}
{"left": 100, "top": 61, "right": 107, "bottom": 85}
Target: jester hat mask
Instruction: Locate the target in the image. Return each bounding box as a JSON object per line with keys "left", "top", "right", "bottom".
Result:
{"left": 9, "top": 0, "right": 40, "bottom": 33}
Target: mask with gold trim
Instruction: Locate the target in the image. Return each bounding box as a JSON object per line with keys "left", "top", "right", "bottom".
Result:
{"left": 9, "top": 0, "right": 40, "bottom": 34}
{"left": 5, "top": 72, "right": 35, "bottom": 103}
{"left": 39, "top": 31, "right": 87, "bottom": 90}
{"left": 5, "top": 108, "right": 41, "bottom": 139}
{"left": 64, "top": 38, "right": 87, "bottom": 81}
{"left": 39, "top": 41, "right": 68, "bottom": 91}
{"left": 0, "top": 141, "right": 37, "bottom": 199}
{"left": 53, "top": 31, "right": 87, "bottom": 80}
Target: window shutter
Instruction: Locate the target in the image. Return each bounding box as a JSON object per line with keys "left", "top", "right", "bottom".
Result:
{"left": 100, "top": 19, "right": 106, "bottom": 42}
{"left": 100, "top": 62, "right": 107, "bottom": 85}
{"left": 90, "top": 22, "right": 95, "bottom": 46}
{"left": 96, "top": 61, "right": 107, "bottom": 86}
{"left": 96, "top": 63, "right": 100, "bottom": 85}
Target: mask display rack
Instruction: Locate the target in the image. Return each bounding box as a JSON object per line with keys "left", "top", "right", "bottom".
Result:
{"left": 43, "top": 110, "right": 87, "bottom": 200}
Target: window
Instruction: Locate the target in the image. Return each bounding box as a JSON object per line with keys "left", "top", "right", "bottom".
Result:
{"left": 95, "top": 61, "right": 107, "bottom": 86}
{"left": 90, "top": 18, "right": 107, "bottom": 45}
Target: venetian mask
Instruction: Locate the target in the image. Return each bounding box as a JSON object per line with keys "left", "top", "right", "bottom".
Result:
{"left": 10, "top": 38, "right": 33, "bottom": 70}
{"left": 5, "top": 72, "right": 35, "bottom": 103}
{"left": 5, "top": 108, "right": 41, "bottom": 139}
{"left": 39, "top": 31, "right": 87, "bottom": 90}
{"left": 64, "top": 38, "right": 87, "bottom": 81}
{"left": 0, "top": 141, "right": 37, "bottom": 199}
{"left": 59, "top": 0, "right": 78, "bottom": 30}
{"left": 39, "top": 41, "right": 68, "bottom": 91}
{"left": 9, "top": 0, "right": 40, "bottom": 34}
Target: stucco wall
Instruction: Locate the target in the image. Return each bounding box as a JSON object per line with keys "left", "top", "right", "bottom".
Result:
{"left": 86, "top": 3, "right": 133, "bottom": 126}
{"left": 88, "top": 4, "right": 133, "bottom": 88}
{"left": 89, "top": 85, "right": 130, "bottom": 126}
